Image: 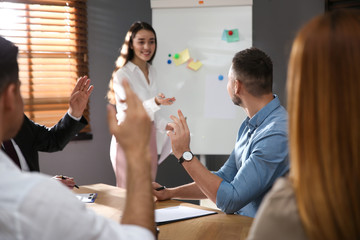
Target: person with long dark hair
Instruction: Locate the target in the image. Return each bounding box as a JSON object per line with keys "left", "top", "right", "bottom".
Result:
{"left": 107, "top": 21, "right": 175, "bottom": 188}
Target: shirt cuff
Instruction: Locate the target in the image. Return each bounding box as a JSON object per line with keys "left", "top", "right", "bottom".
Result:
{"left": 67, "top": 111, "right": 82, "bottom": 121}
{"left": 143, "top": 97, "right": 161, "bottom": 121}
{"left": 215, "top": 180, "right": 234, "bottom": 214}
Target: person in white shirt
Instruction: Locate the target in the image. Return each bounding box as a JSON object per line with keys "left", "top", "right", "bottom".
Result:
{"left": 0, "top": 36, "right": 156, "bottom": 240}
{"left": 107, "top": 21, "right": 176, "bottom": 188}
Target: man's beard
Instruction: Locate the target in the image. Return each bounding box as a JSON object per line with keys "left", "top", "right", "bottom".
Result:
{"left": 231, "top": 94, "right": 242, "bottom": 106}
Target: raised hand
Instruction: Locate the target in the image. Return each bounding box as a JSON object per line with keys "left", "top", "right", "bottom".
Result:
{"left": 107, "top": 79, "right": 151, "bottom": 155}
{"left": 167, "top": 109, "right": 191, "bottom": 159}
{"left": 69, "top": 76, "right": 94, "bottom": 118}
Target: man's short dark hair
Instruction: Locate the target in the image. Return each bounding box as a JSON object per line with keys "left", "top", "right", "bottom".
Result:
{"left": 0, "top": 36, "right": 19, "bottom": 94}
{"left": 232, "top": 47, "right": 273, "bottom": 96}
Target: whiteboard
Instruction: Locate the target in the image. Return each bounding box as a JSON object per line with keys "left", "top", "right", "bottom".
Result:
{"left": 152, "top": 2, "right": 252, "bottom": 154}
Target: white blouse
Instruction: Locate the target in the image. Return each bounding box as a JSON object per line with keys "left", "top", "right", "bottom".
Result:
{"left": 113, "top": 61, "right": 168, "bottom": 133}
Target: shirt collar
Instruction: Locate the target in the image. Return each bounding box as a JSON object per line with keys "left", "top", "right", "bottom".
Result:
{"left": 0, "top": 150, "right": 21, "bottom": 172}
{"left": 126, "top": 61, "right": 137, "bottom": 72}
{"left": 247, "top": 94, "right": 281, "bottom": 131}
{"left": 126, "top": 61, "right": 151, "bottom": 72}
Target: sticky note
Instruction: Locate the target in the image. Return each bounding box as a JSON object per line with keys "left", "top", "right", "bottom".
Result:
{"left": 187, "top": 58, "right": 203, "bottom": 71}
{"left": 173, "top": 48, "right": 190, "bottom": 66}
{"left": 221, "top": 29, "right": 239, "bottom": 43}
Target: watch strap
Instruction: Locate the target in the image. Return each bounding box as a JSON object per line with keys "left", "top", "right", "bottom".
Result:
{"left": 178, "top": 156, "right": 185, "bottom": 164}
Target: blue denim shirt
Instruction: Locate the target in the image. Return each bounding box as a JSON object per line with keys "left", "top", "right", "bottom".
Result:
{"left": 214, "top": 95, "right": 289, "bottom": 217}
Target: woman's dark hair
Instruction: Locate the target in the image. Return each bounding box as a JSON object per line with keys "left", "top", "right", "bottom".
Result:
{"left": 107, "top": 21, "right": 157, "bottom": 104}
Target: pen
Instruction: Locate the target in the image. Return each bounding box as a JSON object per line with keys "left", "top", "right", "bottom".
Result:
{"left": 60, "top": 175, "right": 79, "bottom": 189}
{"left": 155, "top": 186, "right": 166, "bottom": 191}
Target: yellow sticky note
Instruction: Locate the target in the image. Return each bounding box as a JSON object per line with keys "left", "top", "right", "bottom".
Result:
{"left": 173, "top": 48, "right": 190, "bottom": 66}
{"left": 187, "top": 58, "right": 203, "bottom": 71}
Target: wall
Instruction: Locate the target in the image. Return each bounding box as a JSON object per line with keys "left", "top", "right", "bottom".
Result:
{"left": 253, "top": 0, "right": 324, "bottom": 104}
{"left": 39, "top": 0, "right": 324, "bottom": 186}
{"left": 39, "top": 0, "right": 152, "bottom": 185}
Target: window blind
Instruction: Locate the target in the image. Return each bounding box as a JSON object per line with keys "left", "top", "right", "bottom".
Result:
{"left": 0, "top": 0, "right": 91, "bottom": 136}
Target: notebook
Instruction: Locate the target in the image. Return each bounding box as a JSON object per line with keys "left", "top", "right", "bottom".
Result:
{"left": 155, "top": 205, "right": 217, "bottom": 225}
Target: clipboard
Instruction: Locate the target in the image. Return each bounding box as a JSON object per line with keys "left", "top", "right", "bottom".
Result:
{"left": 75, "top": 193, "right": 97, "bottom": 203}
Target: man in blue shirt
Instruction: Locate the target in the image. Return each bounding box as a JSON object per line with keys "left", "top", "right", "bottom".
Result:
{"left": 153, "top": 47, "right": 289, "bottom": 218}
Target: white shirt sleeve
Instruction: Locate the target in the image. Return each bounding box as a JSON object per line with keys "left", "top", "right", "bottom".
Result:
{"left": 143, "top": 97, "right": 161, "bottom": 121}
{"left": 18, "top": 179, "right": 155, "bottom": 240}
{"left": 67, "top": 111, "right": 82, "bottom": 121}
{"left": 113, "top": 64, "right": 161, "bottom": 122}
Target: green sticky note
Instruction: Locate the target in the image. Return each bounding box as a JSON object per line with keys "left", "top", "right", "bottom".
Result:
{"left": 222, "top": 29, "right": 239, "bottom": 43}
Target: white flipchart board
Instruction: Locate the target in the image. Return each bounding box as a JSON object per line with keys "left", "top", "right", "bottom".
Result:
{"left": 152, "top": 0, "right": 252, "bottom": 154}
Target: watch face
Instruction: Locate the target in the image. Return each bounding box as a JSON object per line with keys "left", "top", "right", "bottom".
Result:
{"left": 183, "top": 151, "right": 193, "bottom": 161}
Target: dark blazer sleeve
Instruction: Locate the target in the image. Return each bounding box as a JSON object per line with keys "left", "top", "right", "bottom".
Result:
{"left": 13, "top": 113, "right": 88, "bottom": 171}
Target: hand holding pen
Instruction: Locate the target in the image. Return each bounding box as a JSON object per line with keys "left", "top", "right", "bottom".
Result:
{"left": 53, "top": 175, "right": 79, "bottom": 189}
{"left": 152, "top": 182, "right": 171, "bottom": 201}
{"left": 155, "top": 186, "right": 166, "bottom": 191}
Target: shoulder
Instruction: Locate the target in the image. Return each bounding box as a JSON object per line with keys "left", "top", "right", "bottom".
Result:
{"left": 265, "top": 105, "right": 288, "bottom": 129}
{"left": 18, "top": 114, "right": 36, "bottom": 130}
{"left": 261, "top": 177, "right": 294, "bottom": 205}
{"left": 114, "top": 62, "right": 141, "bottom": 85}
{"left": 247, "top": 178, "right": 308, "bottom": 240}
{"left": 260, "top": 178, "right": 301, "bottom": 222}
{"left": 13, "top": 114, "right": 43, "bottom": 144}
{"left": 0, "top": 162, "right": 154, "bottom": 240}
{"left": 14, "top": 176, "right": 100, "bottom": 238}
{"left": 114, "top": 63, "right": 132, "bottom": 80}
{"left": 20, "top": 176, "right": 86, "bottom": 214}
{"left": 256, "top": 106, "right": 288, "bottom": 140}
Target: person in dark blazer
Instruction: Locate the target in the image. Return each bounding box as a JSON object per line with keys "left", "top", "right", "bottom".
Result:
{"left": 14, "top": 113, "right": 88, "bottom": 172}
{"left": 4, "top": 75, "right": 93, "bottom": 188}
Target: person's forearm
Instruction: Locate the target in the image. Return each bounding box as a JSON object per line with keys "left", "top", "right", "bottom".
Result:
{"left": 169, "top": 182, "right": 207, "bottom": 199}
{"left": 121, "top": 149, "right": 155, "bottom": 236}
{"left": 181, "top": 156, "right": 222, "bottom": 203}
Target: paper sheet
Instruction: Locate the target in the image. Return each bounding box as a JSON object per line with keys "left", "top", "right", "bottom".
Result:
{"left": 155, "top": 205, "right": 217, "bottom": 225}
{"left": 76, "top": 193, "right": 97, "bottom": 203}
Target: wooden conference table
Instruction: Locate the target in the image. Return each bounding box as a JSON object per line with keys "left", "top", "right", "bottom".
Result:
{"left": 73, "top": 183, "right": 253, "bottom": 240}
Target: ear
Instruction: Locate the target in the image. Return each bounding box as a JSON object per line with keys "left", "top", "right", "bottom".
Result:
{"left": 234, "top": 80, "right": 242, "bottom": 94}
{"left": 2, "top": 83, "right": 18, "bottom": 111}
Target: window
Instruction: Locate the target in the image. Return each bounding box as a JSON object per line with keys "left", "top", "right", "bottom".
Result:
{"left": 0, "top": 0, "right": 91, "bottom": 138}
